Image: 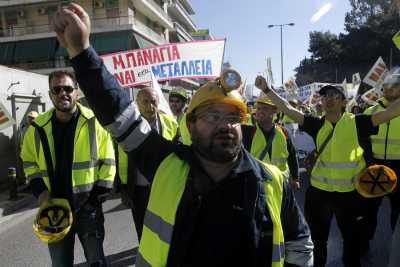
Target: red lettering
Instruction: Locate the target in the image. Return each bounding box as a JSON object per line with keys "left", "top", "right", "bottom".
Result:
{"left": 142, "top": 49, "right": 152, "bottom": 65}
{"left": 126, "top": 53, "right": 137, "bottom": 68}
{"left": 159, "top": 47, "right": 165, "bottom": 61}
{"left": 137, "top": 53, "right": 144, "bottom": 66}
{"left": 152, "top": 49, "right": 162, "bottom": 63}
{"left": 369, "top": 73, "right": 380, "bottom": 82}
{"left": 114, "top": 73, "right": 125, "bottom": 85}
{"left": 112, "top": 55, "right": 125, "bottom": 70}
{"left": 125, "top": 70, "right": 133, "bottom": 84}
{"left": 171, "top": 45, "right": 180, "bottom": 60}
{"left": 375, "top": 66, "right": 385, "bottom": 76}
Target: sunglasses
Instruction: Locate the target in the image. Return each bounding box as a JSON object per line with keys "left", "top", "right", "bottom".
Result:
{"left": 50, "top": 85, "right": 75, "bottom": 95}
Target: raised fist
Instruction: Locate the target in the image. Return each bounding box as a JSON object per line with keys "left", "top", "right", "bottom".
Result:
{"left": 53, "top": 3, "right": 91, "bottom": 58}
{"left": 255, "top": 75, "right": 271, "bottom": 93}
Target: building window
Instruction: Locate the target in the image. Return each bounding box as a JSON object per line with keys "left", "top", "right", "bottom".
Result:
{"left": 5, "top": 10, "right": 18, "bottom": 26}
{"left": 105, "top": 0, "right": 119, "bottom": 17}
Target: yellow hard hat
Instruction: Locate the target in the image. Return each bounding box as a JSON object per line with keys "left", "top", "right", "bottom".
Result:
{"left": 355, "top": 165, "right": 397, "bottom": 198}
{"left": 27, "top": 111, "right": 39, "bottom": 118}
{"left": 169, "top": 87, "right": 188, "bottom": 100}
{"left": 256, "top": 94, "right": 276, "bottom": 107}
{"left": 186, "top": 69, "right": 247, "bottom": 119}
{"left": 33, "top": 198, "right": 73, "bottom": 243}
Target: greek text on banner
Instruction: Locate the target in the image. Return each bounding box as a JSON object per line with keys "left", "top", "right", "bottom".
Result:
{"left": 101, "top": 39, "right": 226, "bottom": 87}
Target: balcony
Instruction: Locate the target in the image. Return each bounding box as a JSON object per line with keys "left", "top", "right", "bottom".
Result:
{"left": 167, "top": 0, "right": 196, "bottom": 32}
{"left": 131, "top": 0, "right": 173, "bottom": 29}
{"left": 0, "top": 0, "right": 51, "bottom": 8}
{"left": 133, "top": 17, "right": 168, "bottom": 45}
{"left": 0, "top": 24, "right": 54, "bottom": 41}
{"left": 173, "top": 22, "right": 192, "bottom": 41}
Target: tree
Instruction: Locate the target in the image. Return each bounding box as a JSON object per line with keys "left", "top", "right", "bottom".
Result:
{"left": 295, "top": 0, "right": 400, "bottom": 86}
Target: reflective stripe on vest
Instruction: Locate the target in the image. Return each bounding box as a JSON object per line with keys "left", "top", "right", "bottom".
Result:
{"left": 250, "top": 124, "right": 289, "bottom": 172}
{"left": 364, "top": 99, "right": 400, "bottom": 160}
{"left": 118, "top": 113, "right": 178, "bottom": 184}
{"left": 137, "top": 154, "right": 285, "bottom": 267}
{"left": 311, "top": 112, "right": 366, "bottom": 192}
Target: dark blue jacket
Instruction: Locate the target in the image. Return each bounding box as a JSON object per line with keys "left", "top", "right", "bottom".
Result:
{"left": 71, "top": 47, "right": 313, "bottom": 267}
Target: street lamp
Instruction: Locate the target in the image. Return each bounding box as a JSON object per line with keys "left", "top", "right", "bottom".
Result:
{"left": 267, "top": 23, "right": 295, "bottom": 85}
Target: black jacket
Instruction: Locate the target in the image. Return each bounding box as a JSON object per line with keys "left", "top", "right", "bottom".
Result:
{"left": 71, "top": 47, "right": 313, "bottom": 266}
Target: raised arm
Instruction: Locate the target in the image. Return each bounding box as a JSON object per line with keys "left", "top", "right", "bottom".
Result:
{"left": 371, "top": 96, "right": 400, "bottom": 127}
{"left": 255, "top": 76, "right": 305, "bottom": 126}
{"left": 53, "top": 3, "right": 154, "bottom": 154}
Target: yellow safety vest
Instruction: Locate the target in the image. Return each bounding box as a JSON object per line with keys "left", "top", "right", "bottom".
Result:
{"left": 282, "top": 114, "right": 295, "bottom": 124}
{"left": 364, "top": 98, "right": 400, "bottom": 160}
{"left": 21, "top": 104, "right": 116, "bottom": 194}
{"left": 179, "top": 113, "right": 192, "bottom": 146}
{"left": 136, "top": 153, "right": 285, "bottom": 267}
{"left": 311, "top": 112, "right": 365, "bottom": 192}
{"left": 118, "top": 113, "right": 178, "bottom": 184}
{"left": 251, "top": 124, "right": 289, "bottom": 172}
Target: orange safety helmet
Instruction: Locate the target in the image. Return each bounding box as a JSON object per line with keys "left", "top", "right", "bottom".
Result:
{"left": 355, "top": 165, "right": 397, "bottom": 198}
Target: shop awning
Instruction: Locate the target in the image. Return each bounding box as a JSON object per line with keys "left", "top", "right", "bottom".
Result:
{"left": 134, "top": 33, "right": 156, "bottom": 48}
{"left": 14, "top": 38, "right": 56, "bottom": 62}
{"left": 93, "top": 31, "right": 137, "bottom": 55}
{"left": 0, "top": 42, "right": 15, "bottom": 65}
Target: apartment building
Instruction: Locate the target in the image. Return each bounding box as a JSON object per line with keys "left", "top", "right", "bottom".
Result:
{"left": 0, "top": 0, "right": 198, "bottom": 77}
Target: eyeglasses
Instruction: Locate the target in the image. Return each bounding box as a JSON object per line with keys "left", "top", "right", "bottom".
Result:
{"left": 50, "top": 85, "right": 75, "bottom": 95}
{"left": 197, "top": 112, "right": 241, "bottom": 125}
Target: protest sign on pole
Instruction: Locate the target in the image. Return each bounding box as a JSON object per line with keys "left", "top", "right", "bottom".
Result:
{"left": 352, "top": 72, "right": 362, "bottom": 95}
{"left": 101, "top": 39, "right": 226, "bottom": 88}
{"left": 363, "top": 57, "right": 387, "bottom": 89}
{"left": 361, "top": 88, "right": 381, "bottom": 105}
{"left": 0, "top": 101, "right": 14, "bottom": 131}
{"left": 266, "top": 57, "right": 274, "bottom": 85}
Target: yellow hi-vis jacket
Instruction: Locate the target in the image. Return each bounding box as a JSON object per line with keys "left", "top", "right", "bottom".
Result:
{"left": 251, "top": 124, "right": 289, "bottom": 172}
{"left": 21, "top": 104, "right": 116, "bottom": 195}
{"left": 118, "top": 113, "right": 178, "bottom": 184}
{"left": 311, "top": 112, "right": 366, "bottom": 192}
{"left": 364, "top": 98, "right": 400, "bottom": 160}
{"left": 135, "top": 153, "right": 285, "bottom": 267}
{"left": 179, "top": 113, "right": 192, "bottom": 146}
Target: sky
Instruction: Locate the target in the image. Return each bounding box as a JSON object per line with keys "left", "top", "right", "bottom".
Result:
{"left": 191, "top": 0, "right": 352, "bottom": 87}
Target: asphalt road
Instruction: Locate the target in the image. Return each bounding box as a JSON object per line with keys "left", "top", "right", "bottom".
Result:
{"left": 0, "top": 177, "right": 393, "bottom": 267}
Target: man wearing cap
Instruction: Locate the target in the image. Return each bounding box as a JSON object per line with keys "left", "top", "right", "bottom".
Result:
{"left": 21, "top": 70, "right": 116, "bottom": 266}
{"left": 361, "top": 67, "right": 400, "bottom": 247}
{"left": 255, "top": 75, "right": 400, "bottom": 267}
{"left": 168, "top": 87, "right": 188, "bottom": 124}
{"left": 242, "top": 95, "right": 300, "bottom": 190}
{"left": 53, "top": 4, "right": 313, "bottom": 266}
{"left": 118, "top": 87, "right": 178, "bottom": 240}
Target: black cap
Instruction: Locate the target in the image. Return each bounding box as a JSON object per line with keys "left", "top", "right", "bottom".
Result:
{"left": 319, "top": 84, "right": 346, "bottom": 99}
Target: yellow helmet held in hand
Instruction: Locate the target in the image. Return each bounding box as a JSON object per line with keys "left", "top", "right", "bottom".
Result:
{"left": 186, "top": 69, "right": 247, "bottom": 120}
{"left": 355, "top": 165, "right": 397, "bottom": 198}
{"left": 33, "top": 198, "right": 73, "bottom": 243}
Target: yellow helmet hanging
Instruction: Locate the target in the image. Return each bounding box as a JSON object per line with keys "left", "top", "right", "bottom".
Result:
{"left": 33, "top": 198, "right": 73, "bottom": 243}
{"left": 355, "top": 165, "right": 397, "bottom": 198}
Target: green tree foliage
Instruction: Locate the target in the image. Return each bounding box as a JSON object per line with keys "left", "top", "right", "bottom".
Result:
{"left": 295, "top": 0, "right": 400, "bottom": 88}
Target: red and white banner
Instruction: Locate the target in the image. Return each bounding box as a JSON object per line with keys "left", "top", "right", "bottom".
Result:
{"left": 0, "top": 101, "right": 14, "bottom": 130}
{"left": 101, "top": 39, "right": 226, "bottom": 87}
{"left": 363, "top": 57, "right": 387, "bottom": 88}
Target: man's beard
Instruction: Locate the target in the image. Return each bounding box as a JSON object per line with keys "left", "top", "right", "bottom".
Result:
{"left": 191, "top": 127, "right": 241, "bottom": 163}
{"left": 53, "top": 98, "right": 76, "bottom": 112}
